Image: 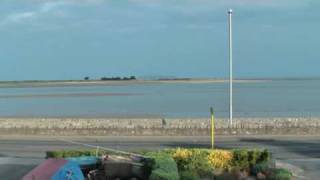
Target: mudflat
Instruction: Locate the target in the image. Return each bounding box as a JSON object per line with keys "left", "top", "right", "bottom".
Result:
{"left": 0, "top": 79, "right": 269, "bottom": 88}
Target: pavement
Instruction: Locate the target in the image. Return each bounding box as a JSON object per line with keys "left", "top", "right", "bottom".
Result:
{"left": 1, "top": 135, "right": 320, "bottom": 179}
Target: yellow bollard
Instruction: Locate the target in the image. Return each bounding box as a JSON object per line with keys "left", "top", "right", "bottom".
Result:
{"left": 210, "top": 107, "right": 215, "bottom": 149}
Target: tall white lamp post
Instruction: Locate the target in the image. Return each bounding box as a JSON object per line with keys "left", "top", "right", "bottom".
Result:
{"left": 228, "top": 9, "right": 233, "bottom": 127}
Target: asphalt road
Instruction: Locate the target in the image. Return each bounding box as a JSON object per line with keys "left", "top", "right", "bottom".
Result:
{"left": 1, "top": 135, "right": 320, "bottom": 179}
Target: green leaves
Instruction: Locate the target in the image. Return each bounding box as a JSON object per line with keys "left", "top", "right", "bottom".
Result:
{"left": 146, "top": 152, "right": 179, "bottom": 180}
{"left": 45, "top": 148, "right": 290, "bottom": 180}
{"left": 46, "top": 149, "right": 102, "bottom": 158}
{"left": 232, "top": 149, "right": 271, "bottom": 170}
{"left": 269, "top": 168, "right": 293, "bottom": 180}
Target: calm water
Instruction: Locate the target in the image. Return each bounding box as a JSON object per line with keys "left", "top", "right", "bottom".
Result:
{"left": 0, "top": 80, "right": 319, "bottom": 118}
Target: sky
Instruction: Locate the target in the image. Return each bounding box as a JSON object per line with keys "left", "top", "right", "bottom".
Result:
{"left": 0, "top": 0, "right": 319, "bottom": 80}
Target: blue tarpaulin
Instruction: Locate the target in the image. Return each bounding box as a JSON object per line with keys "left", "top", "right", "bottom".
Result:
{"left": 51, "top": 161, "right": 84, "bottom": 180}
{"left": 66, "top": 156, "right": 99, "bottom": 166}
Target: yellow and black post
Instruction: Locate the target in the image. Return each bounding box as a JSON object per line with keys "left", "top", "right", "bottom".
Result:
{"left": 210, "top": 107, "right": 215, "bottom": 149}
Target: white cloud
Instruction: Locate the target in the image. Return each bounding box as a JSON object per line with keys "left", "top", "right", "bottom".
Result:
{"left": 0, "top": 1, "right": 71, "bottom": 25}
{"left": 0, "top": 0, "right": 314, "bottom": 30}
{"left": 40, "top": 2, "right": 68, "bottom": 12}
{"left": 130, "top": 0, "right": 313, "bottom": 9}
{"left": 0, "top": 0, "right": 107, "bottom": 25}
{"left": 5, "top": 12, "right": 35, "bottom": 22}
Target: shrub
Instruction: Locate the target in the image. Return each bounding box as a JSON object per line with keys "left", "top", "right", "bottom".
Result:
{"left": 146, "top": 152, "right": 179, "bottom": 180}
{"left": 208, "top": 150, "right": 233, "bottom": 170}
{"left": 189, "top": 149, "right": 212, "bottom": 177}
{"left": 149, "top": 169, "right": 177, "bottom": 180}
{"left": 269, "top": 168, "right": 292, "bottom": 180}
{"left": 179, "top": 171, "right": 201, "bottom": 180}
{"left": 259, "top": 149, "right": 271, "bottom": 162}
{"left": 46, "top": 149, "right": 106, "bottom": 158}
{"left": 172, "top": 148, "right": 193, "bottom": 171}
{"left": 251, "top": 162, "right": 269, "bottom": 176}
{"left": 232, "top": 149, "right": 250, "bottom": 169}
{"left": 214, "top": 172, "right": 238, "bottom": 180}
{"left": 249, "top": 149, "right": 270, "bottom": 164}
{"left": 46, "top": 148, "right": 274, "bottom": 180}
{"left": 170, "top": 148, "right": 213, "bottom": 177}
{"left": 173, "top": 148, "right": 193, "bottom": 160}
{"left": 232, "top": 149, "right": 271, "bottom": 170}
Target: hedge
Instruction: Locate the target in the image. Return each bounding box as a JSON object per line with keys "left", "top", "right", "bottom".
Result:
{"left": 46, "top": 149, "right": 107, "bottom": 158}
{"left": 232, "top": 149, "right": 271, "bottom": 170}
{"left": 45, "top": 148, "right": 291, "bottom": 180}
{"left": 145, "top": 152, "right": 179, "bottom": 180}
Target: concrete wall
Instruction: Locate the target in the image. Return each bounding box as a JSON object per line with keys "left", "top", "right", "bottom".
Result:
{"left": 1, "top": 118, "right": 320, "bottom": 136}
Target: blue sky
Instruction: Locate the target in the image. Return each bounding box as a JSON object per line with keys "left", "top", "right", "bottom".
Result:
{"left": 0, "top": 0, "right": 319, "bottom": 80}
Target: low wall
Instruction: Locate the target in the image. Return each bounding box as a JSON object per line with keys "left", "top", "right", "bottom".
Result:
{"left": 1, "top": 117, "right": 320, "bottom": 136}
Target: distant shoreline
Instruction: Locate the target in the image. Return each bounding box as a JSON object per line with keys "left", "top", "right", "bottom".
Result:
{"left": 0, "top": 79, "right": 271, "bottom": 88}
{"left": 1, "top": 78, "right": 318, "bottom": 88}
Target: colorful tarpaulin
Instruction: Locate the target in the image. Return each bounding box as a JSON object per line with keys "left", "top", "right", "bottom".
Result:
{"left": 22, "top": 158, "right": 84, "bottom": 180}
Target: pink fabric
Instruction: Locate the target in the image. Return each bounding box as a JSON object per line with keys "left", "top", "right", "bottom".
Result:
{"left": 22, "top": 158, "right": 67, "bottom": 180}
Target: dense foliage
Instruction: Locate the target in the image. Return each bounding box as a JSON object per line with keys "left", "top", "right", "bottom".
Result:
{"left": 169, "top": 148, "right": 212, "bottom": 177}
{"left": 46, "top": 149, "right": 110, "bottom": 158}
{"left": 46, "top": 148, "right": 292, "bottom": 180}
{"left": 232, "top": 149, "right": 271, "bottom": 170}
{"left": 269, "top": 168, "right": 293, "bottom": 180}
{"left": 145, "top": 152, "right": 179, "bottom": 180}
{"left": 208, "top": 150, "right": 233, "bottom": 169}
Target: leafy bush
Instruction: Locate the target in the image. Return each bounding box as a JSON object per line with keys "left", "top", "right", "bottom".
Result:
{"left": 232, "top": 149, "right": 250, "bottom": 169}
{"left": 251, "top": 149, "right": 270, "bottom": 164}
{"left": 146, "top": 152, "right": 179, "bottom": 180}
{"left": 179, "top": 171, "right": 201, "bottom": 180}
{"left": 46, "top": 148, "right": 275, "bottom": 180}
{"left": 172, "top": 148, "right": 193, "bottom": 171}
{"left": 208, "top": 150, "right": 233, "bottom": 169}
{"left": 46, "top": 149, "right": 106, "bottom": 158}
{"left": 167, "top": 148, "right": 271, "bottom": 178}
{"left": 189, "top": 149, "right": 212, "bottom": 177}
{"left": 269, "top": 168, "right": 292, "bottom": 180}
{"left": 232, "top": 149, "right": 271, "bottom": 170}
{"left": 251, "top": 162, "right": 269, "bottom": 176}
{"left": 172, "top": 148, "right": 193, "bottom": 160}
{"left": 169, "top": 148, "right": 213, "bottom": 178}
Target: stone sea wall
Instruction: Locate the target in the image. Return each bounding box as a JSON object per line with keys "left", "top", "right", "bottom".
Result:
{"left": 1, "top": 117, "right": 320, "bottom": 136}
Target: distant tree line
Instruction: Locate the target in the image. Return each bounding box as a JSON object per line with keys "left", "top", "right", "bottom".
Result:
{"left": 84, "top": 76, "right": 136, "bottom": 81}
{"left": 100, "top": 76, "right": 136, "bottom": 81}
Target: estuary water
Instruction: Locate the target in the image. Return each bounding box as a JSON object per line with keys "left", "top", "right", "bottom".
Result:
{"left": 0, "top": 80, "right": 319, "bottom": 118}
